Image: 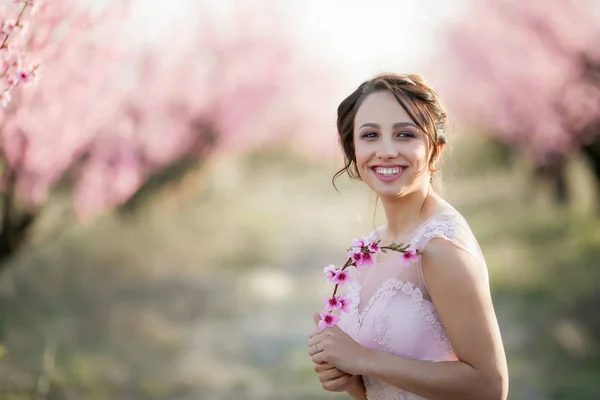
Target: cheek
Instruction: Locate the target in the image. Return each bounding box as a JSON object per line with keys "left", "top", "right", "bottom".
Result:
{"left": 353, "top": 140, "right": 369, "bottom": 166}
{"left": 404, "top": 142, "right": 428, "bottom": 165}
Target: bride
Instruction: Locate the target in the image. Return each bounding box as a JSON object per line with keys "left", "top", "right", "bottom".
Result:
{"left": 307, "top": 73, "right": 509, "bottom": 400}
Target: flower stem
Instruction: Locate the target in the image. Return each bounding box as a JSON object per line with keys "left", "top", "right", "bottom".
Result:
{"left": 332, "top": 257, "right": 353, "bottom": 297}
{"left": 1, "top": 2, "right": 30, "bottom": 50}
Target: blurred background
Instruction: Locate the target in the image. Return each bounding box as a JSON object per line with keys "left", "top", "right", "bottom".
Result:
{"left": 0, "top": 0, "right": 598, "bottom": 399}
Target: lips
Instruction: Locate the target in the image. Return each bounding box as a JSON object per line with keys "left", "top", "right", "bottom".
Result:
{"left": 370, "top": 165, "right": 407, "bottom": 182}
{"left": 370, "top": 164, "right": 408, "bottom": 169}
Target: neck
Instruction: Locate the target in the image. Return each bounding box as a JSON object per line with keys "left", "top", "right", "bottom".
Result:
{"left": 379, "top": 184, "right": 436, "bottom": 241}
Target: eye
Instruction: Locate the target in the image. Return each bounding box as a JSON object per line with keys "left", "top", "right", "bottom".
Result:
{"left": 361, "top": 131, "right": 378, "bottom": 139}
{"left": 397, "top": 131, "right": 416, "bottom": 138}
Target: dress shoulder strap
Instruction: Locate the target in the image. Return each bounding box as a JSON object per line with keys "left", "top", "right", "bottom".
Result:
{"left": 409, "top": 213, "right": 461, "bottom": 251}
{"left": 410, "top": 211, "right": 490, "bottom": 289}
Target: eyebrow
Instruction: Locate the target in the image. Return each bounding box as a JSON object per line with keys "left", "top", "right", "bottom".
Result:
{"left": 359, "top": 122, "right": 418, "bottom": 129}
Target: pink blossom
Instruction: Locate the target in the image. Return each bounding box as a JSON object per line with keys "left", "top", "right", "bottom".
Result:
{"left": 332, "top": 270, "right": 352, "bottom": 286}
{"left": 351, "top": 237, "right": 366, "bottom": 250}
{"left": 324, "top": 264, "right": 337, "bottom": 283}
{"left": 318, "top": 311, "right": 340, "bottom": 330}
{"left": 434, "top": 0, "right": 600, "bottom": 161}
{"left": 4, "top": 75, "right": 17, "bottom": 89}
{"left": 349, "top": 250, "right": 363, "bottom": 265}
{"left": 401, "top": 248, "right": 420, "bottom": 267}
{"left": 2, "top": 20, "right": 17, "bottom": 35}
{"left": 339, "top": 294, "right": 351, "bottom": 313}
{"left": 368, "top": 241, "right": 381, "bottom": 253}
{"left": 347, "top": 247, "right": 361, "bottom": 256}
{"left": 358, "top": 251, "right": 374, "bottom": 267}
{"left": 0, "top": 0, "right": 40, "bottom": 108}
{"left": 323, "top": 294, "right": 342, "bottom": 312}
{"left": 17, "top": 70, "right": 31, "bottom": 83}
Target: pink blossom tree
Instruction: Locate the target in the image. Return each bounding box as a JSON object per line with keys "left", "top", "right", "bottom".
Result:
{"left": 0, "top": 0, "right": 320, "bottom": 270}
{"left": 434, "top": 0, "right": 600, "bottom": 203}
{"left": 0, "top": 0, "right": 41, "bottom": 107}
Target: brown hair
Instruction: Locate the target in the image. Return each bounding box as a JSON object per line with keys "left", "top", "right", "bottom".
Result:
{"left": 332, "top": 73, "right": 448, "bottom": 189}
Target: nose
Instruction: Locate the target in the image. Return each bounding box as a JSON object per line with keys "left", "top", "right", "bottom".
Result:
{"left": 376, "top": 138, "right": 398, "bottom": 160}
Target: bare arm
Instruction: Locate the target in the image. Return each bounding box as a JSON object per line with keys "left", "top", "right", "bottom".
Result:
{"left": 358, "top": 238, "right": 509, "bottom": 400}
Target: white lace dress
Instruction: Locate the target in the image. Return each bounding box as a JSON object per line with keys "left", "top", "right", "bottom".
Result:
{"left": 337, "top": 211, "right": 490, "bottom": 400}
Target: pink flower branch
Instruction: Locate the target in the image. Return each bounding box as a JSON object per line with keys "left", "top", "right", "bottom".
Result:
{"left": 0, "top": 0, "right": 40, "bottom": 106}
{"left": 318, "top": 237, "right": 423, "bottom": 330}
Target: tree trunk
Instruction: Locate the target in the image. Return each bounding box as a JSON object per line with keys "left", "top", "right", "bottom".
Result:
{"left": 0, "top": 168, "right": 37, "bottom": 274}
{"left": 0, "top": 211, "right": 36, "bottom": 270}
{"left": 118, "top": 120, "right": 216, "bottom": 217}
{"left": 532, "top": 152, "right": 569, "bottom": 205}
{"left": 580, "top": 135, "right": 600, "bottom": 214}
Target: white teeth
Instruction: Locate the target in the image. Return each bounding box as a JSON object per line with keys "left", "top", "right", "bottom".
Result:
{"left": 374, "top": 167, "right": 404, "bottom": 176}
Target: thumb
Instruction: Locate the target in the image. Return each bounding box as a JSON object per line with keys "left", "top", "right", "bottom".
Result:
{"left": 313, "top": 312, "right": 321, "bottom": 327}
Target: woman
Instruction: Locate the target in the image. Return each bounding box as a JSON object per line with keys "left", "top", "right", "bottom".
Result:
{"left": 307, "top": 74, "right": 509, "bottom": 400}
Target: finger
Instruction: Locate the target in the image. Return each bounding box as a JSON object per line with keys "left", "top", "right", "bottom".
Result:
{"left": 313, "top": 312, "right": 320, "bottom": 327}
{"left": 314, "top": 362, "right": 336, "bottom": 373}
{"left": 322, "top": 374, "right": 353, "bottom": 392}
{"left": 318, "top": 367, "right": 347, "bottom": 382}
{"left": 311, "top": 351, "right": 328, "bottom": 365}
{"left": 307, "top": 340, "right": 324, "bottom": 357}
{"left": 308, "top": 328, "right": 321, "bottom": 338}
{"left": 307, "top": 334, "right": 324, "bottom": 347}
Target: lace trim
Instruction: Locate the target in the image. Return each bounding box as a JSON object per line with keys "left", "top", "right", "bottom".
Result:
{"left": 364, "top": 376, "right": 406, "bottom": 400}
{"left": 410, "top": 214, "right": 460, "bottom": 249}
{"left": 373, "top": 314, "right": 393, "bottom": 353}
{"left": 355, "top": 279, "right": 421, "bottom": 327}
{"left": 423, "top": 308, "right": 449, "bottom": 347}
{"left": 351, "top": 278, "right": 451, "bottom": 353}
{"left": 368, "top": 212, "right": 459, "bottom": 249}
{"left": 347, "top": 280, "right": 360, "bottom": 314}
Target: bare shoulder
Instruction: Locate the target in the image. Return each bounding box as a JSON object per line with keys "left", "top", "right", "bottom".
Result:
{"left": 421, "top": 235, "right": 488, "bottom": 287}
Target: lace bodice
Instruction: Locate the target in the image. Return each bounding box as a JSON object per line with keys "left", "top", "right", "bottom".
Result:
{"left": 337, "top": 210, "right": 489, "bottom": 400}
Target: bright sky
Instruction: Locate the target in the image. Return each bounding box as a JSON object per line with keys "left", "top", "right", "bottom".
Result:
{"left": 127, "top": 0, "right": 466, "bottom": 87}
{"left": 284, "top": 0, "right": 466, "bottom": 83}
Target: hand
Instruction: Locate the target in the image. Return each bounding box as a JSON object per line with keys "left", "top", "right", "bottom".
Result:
{"left": 308, "top": 313, "right": 363, "bottom": 392}
{"left": 308, "top": 312, "right": 372, "bottom": 376}
{"left": 314, "top": 362, "right": 362, "bottom": 392}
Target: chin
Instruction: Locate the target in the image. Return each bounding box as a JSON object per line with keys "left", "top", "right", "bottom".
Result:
{"left": 367, "top": 182, "right": 408, "bottom": 199}
{"left": 371, "top": 178, "right": 425, "bottom": 199}
{"left": 378, "top": 189, "right": 408, "bottom": 199}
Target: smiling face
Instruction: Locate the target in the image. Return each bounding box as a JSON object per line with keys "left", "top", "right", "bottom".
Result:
{"left": 353, "top": 90, "right": 433, "bottom": 198}
{"left": 333, "top": 74, "right": 448, "bottom": 195}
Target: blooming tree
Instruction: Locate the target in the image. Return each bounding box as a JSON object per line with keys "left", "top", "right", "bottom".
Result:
{"left": 434, "top": 0, "right": 600, "bottom": 201}
{"left": 0, "top": 0, "right": 41, "bottom": 108}
{"left": 0, "top": 0, "right": 322, "bottom": 269}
